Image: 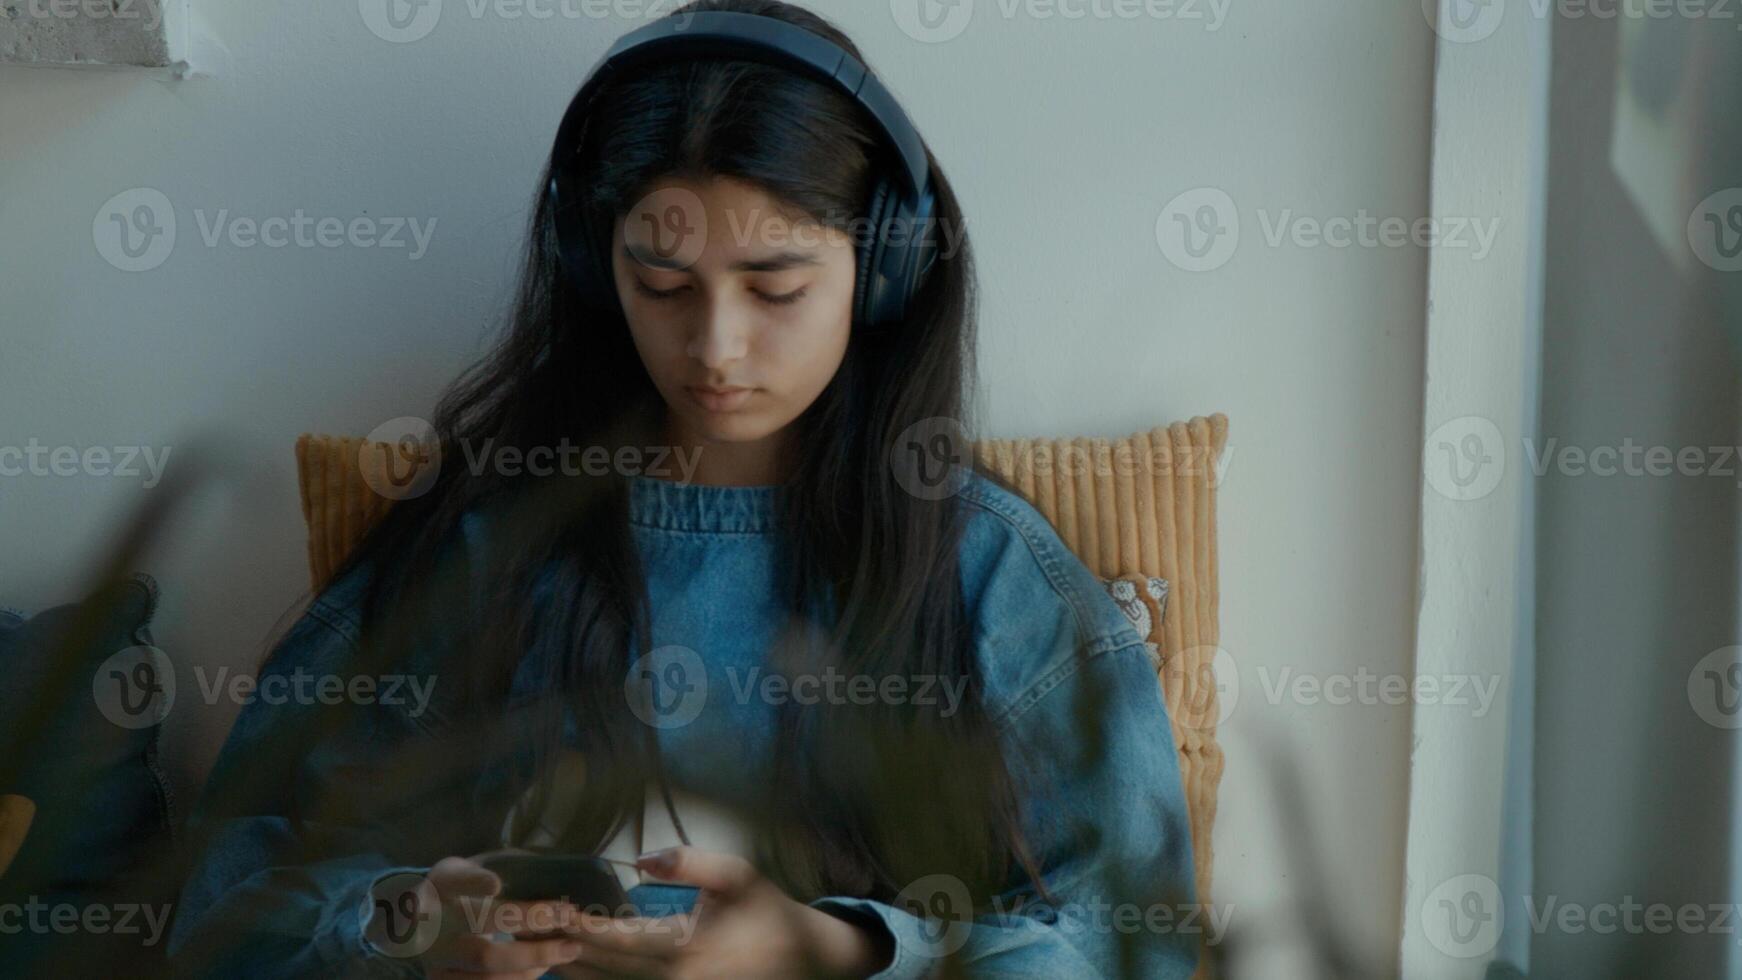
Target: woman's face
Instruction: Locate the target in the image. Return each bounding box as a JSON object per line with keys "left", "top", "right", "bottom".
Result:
{"left": 613, "top": 175, "right": 857, "bottom": 481}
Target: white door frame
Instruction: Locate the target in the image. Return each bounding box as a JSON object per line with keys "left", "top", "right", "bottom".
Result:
{"left": 1400, "top": 2, "right": 1552, "bottom": 976}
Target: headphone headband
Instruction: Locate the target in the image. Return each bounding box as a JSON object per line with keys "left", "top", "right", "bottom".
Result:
{"left": 559, "top": 12, "right": 932, "bottom": 200}
{"left": 548, "top": 11, "right": 940, "bottom": 329}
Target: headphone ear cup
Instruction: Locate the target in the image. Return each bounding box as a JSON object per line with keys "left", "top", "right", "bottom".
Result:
{"left": 854, "top": 177, "right": 896, "bottom": 329}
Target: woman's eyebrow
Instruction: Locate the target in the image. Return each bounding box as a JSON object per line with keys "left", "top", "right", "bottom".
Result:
{"left": 623, "top": 243, "right": 822, "bottom": 273}
{"left": 729, "top": 251, "right": 823, "bottom": 273}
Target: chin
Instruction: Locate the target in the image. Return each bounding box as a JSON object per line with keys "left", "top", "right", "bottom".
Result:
{"left": 681, "top": 409, "right": 779, "bottom": 444}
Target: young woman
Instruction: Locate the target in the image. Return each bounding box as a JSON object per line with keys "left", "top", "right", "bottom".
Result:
{"left": 168, "top": 2, "right": 1197, "bottom": 977}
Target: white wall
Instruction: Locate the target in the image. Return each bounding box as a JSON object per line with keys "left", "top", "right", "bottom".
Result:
{"left": 0, "top": 1, "right": 1434, "bottom": 970}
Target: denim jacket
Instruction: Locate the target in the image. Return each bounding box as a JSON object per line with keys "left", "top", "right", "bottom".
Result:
{"left": 168, "top": 470, "right": 1199, "bottom": 978}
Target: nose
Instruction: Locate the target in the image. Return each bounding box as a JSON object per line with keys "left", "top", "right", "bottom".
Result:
{"left": 685, "top": 292, "right": 751, "bottom": 370}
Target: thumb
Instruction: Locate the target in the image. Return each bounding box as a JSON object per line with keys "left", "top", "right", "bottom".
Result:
{"left": 428, "top": 855, "right": 501, "bottom": 900}
{"left": 637, "top": 846, "right": 759, "bottom": 894}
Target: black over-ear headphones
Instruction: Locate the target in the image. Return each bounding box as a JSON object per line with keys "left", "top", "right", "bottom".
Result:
{"left": 546, "top": 11, "right": 940, "bottom": 331}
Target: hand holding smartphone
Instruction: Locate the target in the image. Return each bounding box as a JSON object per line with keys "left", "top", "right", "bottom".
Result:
{"left": 480, "top": 852, "right": 636, "bottom": 916}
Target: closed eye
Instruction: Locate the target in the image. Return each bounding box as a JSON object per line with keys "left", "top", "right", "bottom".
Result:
{"left": 633, "top": 280, "right": 689, "bottom": 301}
{"left": 754, "top": 287, "right": 808, "bottom": 307}
{"left": 632, "top": 280, "right": 807, "bottom": 307}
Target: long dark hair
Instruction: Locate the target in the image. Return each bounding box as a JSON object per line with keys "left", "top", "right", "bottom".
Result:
{"left": 318, "top": 0, "right": 1043, "bottom": 910}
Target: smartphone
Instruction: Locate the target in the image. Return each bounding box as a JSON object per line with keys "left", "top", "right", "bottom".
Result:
{"left": 480, "top": 853, "right": 635, "bottom": 915}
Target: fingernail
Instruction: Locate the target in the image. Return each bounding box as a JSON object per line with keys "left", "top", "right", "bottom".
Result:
{"left": 635, "top": 848, "right": 675, "bottom": 872}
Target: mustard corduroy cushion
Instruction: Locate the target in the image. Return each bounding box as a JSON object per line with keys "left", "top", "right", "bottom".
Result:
{"left": 972, "top": 417, "right": 1228, "bottom": 961}
{"left": 295, "top": 415, "right": 1229, "bottom": 969}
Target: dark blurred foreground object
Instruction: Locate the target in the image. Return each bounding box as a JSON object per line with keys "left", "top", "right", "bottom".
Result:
{"left": 0, "top": 572, "right": 179, "bottom": 978}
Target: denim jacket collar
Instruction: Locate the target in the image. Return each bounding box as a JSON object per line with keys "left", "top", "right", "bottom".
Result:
{"left": 627, "top": 474, "right": 782, "bottom": 535}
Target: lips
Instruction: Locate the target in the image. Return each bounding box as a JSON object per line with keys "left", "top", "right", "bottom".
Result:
{"left": 685, "top": 385, "right": 756, "bottom": 413}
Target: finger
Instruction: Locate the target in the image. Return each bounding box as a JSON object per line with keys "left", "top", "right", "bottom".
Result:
{"left": 635, "top": 846, "right": 758, "bottom": 894}
{"left": 565, "top": 941, "right": 670, "bottom": 980}
{"left": 434, "top": 933, "right": 585, "bottom": 973}
{"left": 454, "top": 898, "right": 579, "bottom": 936}
{"left": 428, "top": 855, "right": 502, "bottom": 899}
{"left": 560, "top": 912, "right": 692, "bottom": 958}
